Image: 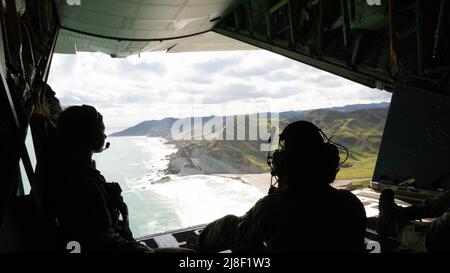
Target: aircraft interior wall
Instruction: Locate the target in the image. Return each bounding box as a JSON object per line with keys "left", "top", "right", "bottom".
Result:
{"left": 374, "top": 85, "right": 450, "bottom": 191}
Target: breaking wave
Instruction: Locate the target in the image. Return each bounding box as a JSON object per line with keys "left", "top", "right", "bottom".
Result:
{"left": 94, "top": 136, "right": 264, "bottom": 237}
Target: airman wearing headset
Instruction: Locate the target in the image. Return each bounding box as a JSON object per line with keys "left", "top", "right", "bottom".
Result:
{"left": 196, "top": 120, "right": 367, "bottom": 253}
{"left": 47, "top": 105, "right": 153, "bottom": 253}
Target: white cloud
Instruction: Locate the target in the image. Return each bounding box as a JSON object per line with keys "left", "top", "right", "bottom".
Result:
{"left": 47, "top": 49, "right": 391, "bottom": 134}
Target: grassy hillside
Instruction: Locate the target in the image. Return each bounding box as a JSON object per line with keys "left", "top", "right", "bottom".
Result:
{"left": 111, "top": 104, "right": 389, "bottom": 179}
{"left": 166, "top": 107, "right": 388, "bottom": 179}
{"left": 167, "top": 140, "right": 268, "bottom": 174}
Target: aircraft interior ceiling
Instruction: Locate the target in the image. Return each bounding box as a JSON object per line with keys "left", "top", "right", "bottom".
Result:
{"left": 55, "top": 0, "right": 255, "bottom": 57}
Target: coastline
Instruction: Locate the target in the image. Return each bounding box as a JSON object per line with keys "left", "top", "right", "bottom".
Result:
{"left": 213, "top": 173, "right": 272, "bottom": 192}
{"left": 213, "top": 173, "right": 371, "bottom": 192}
{"left": 112, "top": 136, "right": 370, "bottom": 192}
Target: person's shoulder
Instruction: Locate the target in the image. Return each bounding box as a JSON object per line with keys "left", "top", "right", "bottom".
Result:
{"left": 62, "top": 167, "right": 104, "bottom": 188}
{"left": 334, "top": 187, "right": 357, "bottom": 198}
{"left": 335, "top": 189, "right": 364, "bottom": 207}
{"left": 244, "top": 193, "right": 287, "bottom": 223}
{"left": 336, "top": 189, "right": 366, "bottom": 218}
{"left": 252, "top": 193, "right": 284, "bottom": 209}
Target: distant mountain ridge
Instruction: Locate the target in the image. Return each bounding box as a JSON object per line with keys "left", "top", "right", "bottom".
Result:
{"left": 110, "top": 102, "right": 390, "bottom": 177}
{"left": 326, "top": 102, "right": 390, "bottom": 112}
{"left": 111, "top": 117, "right": 177, "bottom": 137}
{"left": 164, "top": 106, "right": 389, "bottom": 175}
{"left": 110, "top": 102, "right": 390, "bottom": 137}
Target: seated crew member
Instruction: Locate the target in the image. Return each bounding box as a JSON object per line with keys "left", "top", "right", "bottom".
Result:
{"left": 195, "top": 121, "right": 367, "bottom": 253}
{"left": 30, "top": 83, "right": 62, "bottom": 216}
{"left": 48, "top": 105, "right": 153, "bottom": 253}
{"left": 377, "top": 189, "right": 450, "bottom": 252}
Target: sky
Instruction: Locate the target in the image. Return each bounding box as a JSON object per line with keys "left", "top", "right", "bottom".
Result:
{"left": 47, "top": 49, "right": 392, "bottom": 134}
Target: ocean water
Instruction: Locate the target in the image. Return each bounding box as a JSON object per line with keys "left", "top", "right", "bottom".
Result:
{"left": 93, "top": 137, "right": 265, "bottom": 238}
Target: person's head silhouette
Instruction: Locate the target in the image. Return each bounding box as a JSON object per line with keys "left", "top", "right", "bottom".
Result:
{"left": 272, "top": 120, "right": 340, "bottom": 192}
{"left": 57, "top": 105, "right": 107, "bottom": 155}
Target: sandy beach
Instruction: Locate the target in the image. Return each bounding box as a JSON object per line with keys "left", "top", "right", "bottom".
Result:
{"left": 213, "top": 173, "right": 272, "bottom": 192}
{"left": 214, "top": 172, "right": 371, "bottom": 192}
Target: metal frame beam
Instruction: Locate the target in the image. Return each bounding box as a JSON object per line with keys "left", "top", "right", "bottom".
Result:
{"left": 0, "top": 62, "right": 36, "bottom": 189}
{"left": 340, "top": 0, "right": 352, "bottom": 66}
{"left": 388, "top": 0, "right": 398, "bottom": 67}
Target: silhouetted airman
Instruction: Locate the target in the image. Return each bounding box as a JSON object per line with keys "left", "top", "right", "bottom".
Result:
{"left": 195, "top": 120, "right": 367, "bottom": 253}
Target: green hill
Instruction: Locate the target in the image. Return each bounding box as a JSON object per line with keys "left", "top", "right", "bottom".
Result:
{"left": 166, "top": 107, "right": 388, "bottom": 178}
{"left": 111, "top": 103, "right": 389, "bottom": 179}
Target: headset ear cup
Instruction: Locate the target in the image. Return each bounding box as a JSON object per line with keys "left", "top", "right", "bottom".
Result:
{"left": 271, "top": 150, "right": 285, "bottom": 177}
{"left": 332, "top": 144, "right": 340, "bottom": 168}
{"left": 325, "top": 143, "right": 340, "bottom": 183}
{"left": 92, "top": 130, "right": 102, "bottom": 150}
{"left": 327, "top": 143, "right": 340, "bottom": 169}
{"left": 90, "top": 108, "right": 104, "bottom": 151}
